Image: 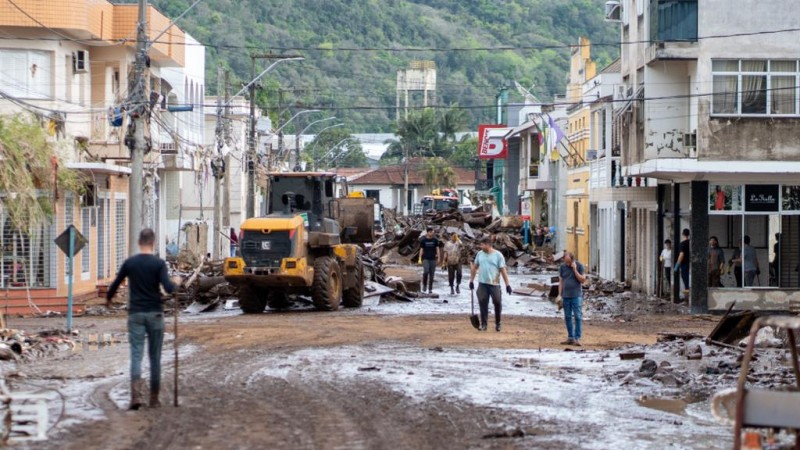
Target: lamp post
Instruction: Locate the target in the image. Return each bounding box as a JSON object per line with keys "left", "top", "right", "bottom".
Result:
{"left": 319, "top": 137, "right": 355, "bottom": 170}
{"left": 245, "top": 56, "right": 304, "bottom": 218}
{"left": 294, "top": 117, "right": 336, "bottom": 171}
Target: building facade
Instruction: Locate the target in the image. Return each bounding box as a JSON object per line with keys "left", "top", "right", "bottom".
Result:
{"left": 613, "top": 0, "right": 800, "bottom": 311}
{"left": 0, "top": 0, "right": 200, "bottom": 314}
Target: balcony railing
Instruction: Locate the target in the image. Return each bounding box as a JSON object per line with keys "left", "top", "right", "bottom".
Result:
{"left": 589, "top": 157, "right": 621, "bottom": 189}
{"left": 649, "top": 0, "right": 698, "bottom": 42}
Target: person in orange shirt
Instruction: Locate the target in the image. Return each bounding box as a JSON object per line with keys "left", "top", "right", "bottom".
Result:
{"left": 714, "top": 186, "right": 726, "bottom": 210}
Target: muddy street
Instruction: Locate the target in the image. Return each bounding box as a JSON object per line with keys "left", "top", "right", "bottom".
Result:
{"left": 4, "top": 281, "right": 739, "bottom": 450}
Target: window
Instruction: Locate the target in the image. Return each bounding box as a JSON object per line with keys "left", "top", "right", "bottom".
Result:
{"left": 365, "top": 190, "right": 381, "bottom": 202}
{"left": 81, "top": 208, "right": 91, "bottom": 275}
{"left": 0, "top": 49, "right": 53, "bottom": 99}
{"left": 115, "top": 199, "right": 126, "bottom": 272}
{"left": 712, "top": 59, "right": 800, "bottom": 116}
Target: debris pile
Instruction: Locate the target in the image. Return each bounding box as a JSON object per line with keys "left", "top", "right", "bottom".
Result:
{"left": 0, "top": 329, "right": 76, "bottom": 361}
{"left": 370, "top": 209, "right": 554, "bottom": 272}
{"left": 170, "top": 258, "right": 238, "bottom": 312}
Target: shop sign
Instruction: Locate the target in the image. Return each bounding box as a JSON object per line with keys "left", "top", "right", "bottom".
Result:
{"left": 745, "top": 184, "right": 779, "bottom": 212}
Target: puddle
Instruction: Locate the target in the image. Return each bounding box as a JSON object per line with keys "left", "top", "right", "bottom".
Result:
{"left": 636, "top": 396, "right": 688, "bottom": 415}
{"left": 248, "top": 343, "right": 732, "bottom": 449}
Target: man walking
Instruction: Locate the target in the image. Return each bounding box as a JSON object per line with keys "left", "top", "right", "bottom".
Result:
{"left": 674, "top": 228, "right": 691, "bottom": 300}
{"left": 419, "top": 227, "right": 441, "bottom": 293}
{"left": 469, "top": 237, "right": 513, "bottom": 331}
{"left": 107, "top": 228, "right": 180, "bottom": 410}
{"left": 738, "top": 235, "right": 760, "bottom": 286}
{"left": 443, "top": 233, "right": 464, "bottom": 295}
{"left": 708, "top": 236, "right": 725, "bottom": 288}
{"left": 559, "top": 252, "right": 586, "bottom": 346}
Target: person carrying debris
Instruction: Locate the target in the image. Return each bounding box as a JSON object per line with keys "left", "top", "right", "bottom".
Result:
{"left": 469, "top": 237, "right": 513, "bottom": 331}
{"left": 419, "top": 227, "right": 442, "bottom": 293}
{"left": 443, "top": 234, "right": 464, "bottom": 295}
{"left": 559, "top": 252, "right": 586, "bottom": 346}
{"left": 106, "top": 228, "right": 182, "bottom": 410}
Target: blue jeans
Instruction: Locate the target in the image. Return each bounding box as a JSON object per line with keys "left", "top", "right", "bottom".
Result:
{"left": 128, "top": 311, "right": 165, "bottom": 391}
{"left": 563, "top": 297, "right": 583, "bottom": 340}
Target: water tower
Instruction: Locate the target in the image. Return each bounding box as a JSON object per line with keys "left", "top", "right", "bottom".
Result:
{"left": 396, "top": 60, "right": 437, "bottom": 120}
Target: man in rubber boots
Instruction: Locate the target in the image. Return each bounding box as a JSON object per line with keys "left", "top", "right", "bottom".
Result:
{"left": 443, "top": 233, "right": 464, "bottom": 295}
{"left": 107, "top": 228, "right": 181, "bottom": 409}
{"left": 419, "top": 227, "right": 442, "bottom": 293}
{"left": 469, "top": 237, "right": 513, "bottom": 331}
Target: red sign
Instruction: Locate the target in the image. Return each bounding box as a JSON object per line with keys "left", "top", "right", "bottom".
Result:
{"left": 477, "top": 124, "right": 508, "bottom": 159}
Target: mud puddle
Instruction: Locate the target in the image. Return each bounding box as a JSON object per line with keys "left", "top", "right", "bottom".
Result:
{"left": 246, "top": 343, "right": 731, "bottom": 449}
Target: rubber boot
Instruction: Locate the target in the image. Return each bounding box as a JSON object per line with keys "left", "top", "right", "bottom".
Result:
{"left": 149, "top": 387, "right": 161, "bottom": 408}
{"left": 450, "top": 286, "right": 455, "bottom": 295}
{"left": 422, "top": 274, "right": 429, "bottom": 293}
{"left": 456, "top": 285, "right": 460, "bottom": 294}
{"left": 129, "top": 379, "right": 144, "bottom": 410}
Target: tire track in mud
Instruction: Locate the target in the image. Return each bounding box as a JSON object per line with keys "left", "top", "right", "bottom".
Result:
{"left": 34, "top": 345, "right": 535, "bottom": 450}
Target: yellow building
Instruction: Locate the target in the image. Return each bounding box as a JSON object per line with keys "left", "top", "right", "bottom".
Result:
{"left": 564, "top": 37, "right": 596, "bottom": 265}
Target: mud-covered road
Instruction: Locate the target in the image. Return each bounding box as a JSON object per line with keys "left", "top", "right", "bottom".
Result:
{"left": 5, "top": 288, "right": 736, "bottom": 450}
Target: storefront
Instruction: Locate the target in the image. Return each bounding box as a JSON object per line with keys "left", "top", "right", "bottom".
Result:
{"left": 707, "top": 184, "right": 800, "bottom": 310}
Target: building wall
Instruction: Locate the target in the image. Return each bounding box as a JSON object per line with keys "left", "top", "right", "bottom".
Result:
{"left": 566, "top": 166, "right": 590, "bottom": 263}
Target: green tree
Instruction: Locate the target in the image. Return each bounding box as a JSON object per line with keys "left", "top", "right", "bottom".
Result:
{"left": 0, "top": 114, "right": 84, "bottom": 234}
{"left": 449, "top": 135, "right": 479, "bottom": 169}
{"left": 382, "top": 106, "right": 468, "bottom": 162}
{"left": 303, "top": 127, "right": 368, "bottom": 170}
{"left": 423, "top": 157, "right": 457, "bottom": 191}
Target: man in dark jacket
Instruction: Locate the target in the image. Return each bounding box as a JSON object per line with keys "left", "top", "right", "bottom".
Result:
{"left": 107, "top": 228, "right": 180, "bottom": 409}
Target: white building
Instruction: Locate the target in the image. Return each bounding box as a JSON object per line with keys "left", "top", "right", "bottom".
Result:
{"left": 611, "top": 0, "right": 800, "bottom": 311}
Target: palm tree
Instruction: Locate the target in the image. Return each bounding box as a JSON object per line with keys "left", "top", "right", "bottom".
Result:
{"left": 381, "top": 106, "right": 467, "bottom": 163}
{"left": 423, "top": 157, "right": 457, "bottom": 191}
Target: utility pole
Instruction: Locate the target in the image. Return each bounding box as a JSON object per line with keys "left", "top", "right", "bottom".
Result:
{"left": 211, "top": 66, "right": 225, "bottom": 260}
{"left": 246, "top": 57, "right": 258, "bottom": 219}
{"left": 127, "top": 0, "right": 149, "bottom": 256}
{"left": 277, "top": 89, "right": 285, "bottom": 171}
{"left": 244, "top": 54, "right": 303, "bottom": 218}
{"left": 222, "top": 69, "right": 231, "bottom": 247}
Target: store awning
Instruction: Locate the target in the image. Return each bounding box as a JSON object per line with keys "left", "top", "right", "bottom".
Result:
{"left": 66, "top": 162, "right": 131, "bottom": 176}
{"left": 627, "top": 158, "right": 800, "bottom": 184}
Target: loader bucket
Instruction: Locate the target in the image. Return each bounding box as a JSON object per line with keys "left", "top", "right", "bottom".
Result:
{"left": 334, "top": 197, "right": 376, "bottom": 243}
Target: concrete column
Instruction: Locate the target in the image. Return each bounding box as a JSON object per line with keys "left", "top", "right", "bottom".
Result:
{"left": 690, "top": 180, "right": 709, "bottom": 313}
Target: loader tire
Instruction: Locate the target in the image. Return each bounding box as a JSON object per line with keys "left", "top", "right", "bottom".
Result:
{"left": 342, "top": 257, "right": 364, "bottom": 308}
{"left": 237, "top": 284, "right": 267, "bottom": 314}
{"left": 267, "top": 292, "right": 292, "bottom": 310}
{"left": 312, "top": 257, "right": 342, "bottom": 311}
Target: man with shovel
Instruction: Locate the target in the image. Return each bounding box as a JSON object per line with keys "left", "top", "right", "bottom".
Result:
{"left": 469, "top": 237, "right": 513, "bottom": 331}
{"left": 107, "top": 228, "right": 181, "bottom": 410}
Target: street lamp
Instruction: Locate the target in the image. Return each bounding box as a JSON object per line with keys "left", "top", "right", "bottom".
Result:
{"left": 293, "top": 117, "right": 337, "bottom": 171}
{"left": 244, "top": 56, "right": 304, "bottom": 218}
{"left": 319, "top": 137, "right": 355, "bottom": 170}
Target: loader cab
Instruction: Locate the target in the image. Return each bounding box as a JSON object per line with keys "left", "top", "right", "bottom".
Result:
{"left": 268, "top": 173, "right": 341, "bottom": 232}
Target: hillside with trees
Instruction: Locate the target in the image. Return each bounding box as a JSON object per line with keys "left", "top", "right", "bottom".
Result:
{"left": 145, "top": 0, "right": 618, "bottom": 133}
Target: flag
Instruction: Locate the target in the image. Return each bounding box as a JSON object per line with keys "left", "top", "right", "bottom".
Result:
{"left": 547, "top": 115, "right": 565, "bottom": 145}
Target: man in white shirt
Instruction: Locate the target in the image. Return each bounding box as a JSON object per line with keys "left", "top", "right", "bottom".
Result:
{"left": 660, "top": 239, "right": 673, "bottom": 295}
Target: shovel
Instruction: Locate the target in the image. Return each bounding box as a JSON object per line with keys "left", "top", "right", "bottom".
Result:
{"left": 469, "top": 288, "right": 480, "bottom": 330}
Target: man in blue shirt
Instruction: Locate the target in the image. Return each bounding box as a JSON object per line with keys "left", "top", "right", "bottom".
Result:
{"left": 107, "top": 228, "right": 181, "bottom": 410}
{"left": 419, "top": 227, "right": 442, "bottom": 293}
{"left": 559, "top": 252, "right": 586, "bottom": 346}
{"left": 469, "top": 237, "right": 513, "bottom": 331}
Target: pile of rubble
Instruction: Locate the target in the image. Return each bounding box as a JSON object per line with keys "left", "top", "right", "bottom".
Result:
{"left": 369, "top": 209, "right": 554, "bottom": 272}
{"left": 169, "top": 258, "right": 238, "bottom": 312}
{"left": 0, "top": 329, "right": 76, "bottom": 361}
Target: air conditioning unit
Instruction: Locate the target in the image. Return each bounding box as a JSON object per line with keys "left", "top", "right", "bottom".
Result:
{"left": 73, "top": 50, "right": 88, "bottom": 73}
{"left": 605, "top": 1, "right": 622, "bottom": 22}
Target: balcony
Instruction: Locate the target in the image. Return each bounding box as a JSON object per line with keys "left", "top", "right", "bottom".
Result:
{"left": 589, "top": 157, "right": 621, "bottom": 190}
{"left": 646, "top": 0, "right": 698, "bottom": 62}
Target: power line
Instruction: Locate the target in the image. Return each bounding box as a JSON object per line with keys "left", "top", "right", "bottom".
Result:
{"left": 0, "top": 26, "right": 798, "bottom": 53}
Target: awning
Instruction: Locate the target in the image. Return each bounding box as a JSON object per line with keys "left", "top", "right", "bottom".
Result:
{"left": 627, "top": 158, "right": 800, "bottom": 184}
{"left": 66, "top": 162, "right": 131, "bottom": 175}
{"left": 504, "top": 121, "right": 538, "bottom": 139}
{"left": 614, "top": 86, "right": 643, "bottom": 118}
